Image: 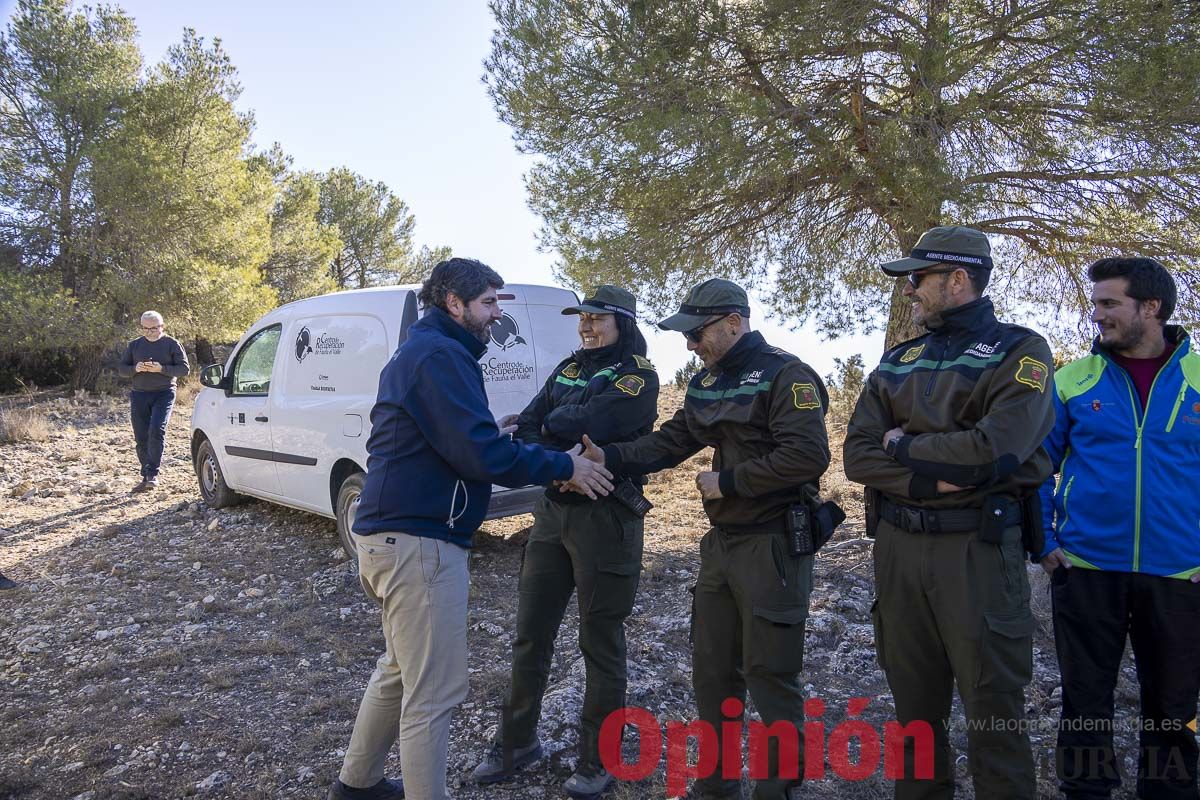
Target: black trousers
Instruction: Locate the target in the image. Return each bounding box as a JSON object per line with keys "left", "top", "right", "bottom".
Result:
{"left": 1052, "top": 567, "right": 1200, "bottom": 799}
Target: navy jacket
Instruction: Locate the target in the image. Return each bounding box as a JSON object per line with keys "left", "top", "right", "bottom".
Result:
{"left": 354, "top": 307, "right": 574, "bottom": 547}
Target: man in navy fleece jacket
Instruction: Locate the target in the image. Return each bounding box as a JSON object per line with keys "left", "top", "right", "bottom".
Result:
{"left": 330, "top": 258, "right": 613, "bottom": 800}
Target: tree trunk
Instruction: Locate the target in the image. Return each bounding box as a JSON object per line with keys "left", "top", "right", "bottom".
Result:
{"left": 195, "top": 337, "right": 215, "bottom": 366}
{"left": 884, "top": 278, "right": 921, "bottom": 351}
{"left": 70, "top": 344, "right": 105, "bottom": 392}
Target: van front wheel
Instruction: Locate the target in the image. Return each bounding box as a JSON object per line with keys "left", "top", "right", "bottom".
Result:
{"left": 196, "top": 438, "right": 240, "bottom": 509}
{"left": 336, "top": 472, "right": 365, "bottom": 559}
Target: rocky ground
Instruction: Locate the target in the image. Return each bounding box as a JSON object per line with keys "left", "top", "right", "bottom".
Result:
{"left": 0, "top": 387, "right": 1148, "bottom": 799}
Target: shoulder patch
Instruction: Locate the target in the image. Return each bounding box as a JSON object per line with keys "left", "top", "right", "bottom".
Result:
{"left": 792, "top": 382, "right": 821, "bottom": 410}
{"left": 615, "top": 374, "right": 646, "bottom": 397}
{"left": 1015, "top": 356, "right": 1049, "bottom": 392}
{"left": 700, "top": 373, "right": 717, "bottom": 388}
{"left": 900, "top": 344, "right": 925, "bottom": 363}
{"left": 561, "top": 362, "right": 580, "bottom": 379}
{"left": 632, "top": 354, "right": 655, "bottom": 371}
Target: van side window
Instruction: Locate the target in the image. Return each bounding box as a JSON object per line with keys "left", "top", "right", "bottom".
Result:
{"left": 230, "top": 325, "right": 282, "bottom": 396}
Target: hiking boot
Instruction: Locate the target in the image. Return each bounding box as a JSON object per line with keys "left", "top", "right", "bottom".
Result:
{"left": 0, "top": 572, "right": 17, "bottom": 591}
{"left": 565, "top": 766, "right": 615, "bottom": 798}
{"left": 326, "top": 777, "right": 404, "bottom": 800}
{"left": 471, "top": 739, "right": 543, "bottom": 784}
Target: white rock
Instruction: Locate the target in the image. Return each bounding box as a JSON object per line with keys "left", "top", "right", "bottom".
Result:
{"left": 202, "top": 595, "right": 216, "bottom": 605}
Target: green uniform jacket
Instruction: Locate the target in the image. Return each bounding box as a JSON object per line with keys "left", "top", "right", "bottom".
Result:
{"left": 843, "top": 297, "right": 1055, "bottom": 506}
{"left": 605, "top": 331, "right": 831, "bottom": 529}
{"left": 516, "top": 346, "right": 659, "bottom": 503}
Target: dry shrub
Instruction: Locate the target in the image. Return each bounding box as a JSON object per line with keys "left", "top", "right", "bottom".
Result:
{"left": 174, "top": 374, "right": 202, "bottom": 407}
{"left": 0, "top": 406, "right": 51, "bottom": 444}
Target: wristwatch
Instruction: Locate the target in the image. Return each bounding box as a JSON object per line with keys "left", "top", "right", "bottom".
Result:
{"left": 884, "top": 436, "right": 899, "bottom": 458}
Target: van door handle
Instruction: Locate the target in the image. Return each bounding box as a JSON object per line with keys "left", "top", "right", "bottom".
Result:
{"left": 255, "top": 415, "right": 269, "bottom": 423}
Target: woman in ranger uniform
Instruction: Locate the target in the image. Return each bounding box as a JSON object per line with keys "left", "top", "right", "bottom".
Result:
{"left": 470, "top": 285, "right": 659, "bottom": 799}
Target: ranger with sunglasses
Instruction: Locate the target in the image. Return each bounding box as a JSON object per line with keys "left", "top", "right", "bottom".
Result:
{"left": 581, "top": 278, "right": 832, "bottom": 800}
{"left": 843, "top": 226, "right": 1055, "bottom": 800}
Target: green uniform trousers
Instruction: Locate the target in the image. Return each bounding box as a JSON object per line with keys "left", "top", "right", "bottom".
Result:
{"left": 871, "top": 518, "right": 1037, "bottom": 800}
{"left": 693, "top": 526, "right": 814, "bottom": 800}
{"left": 497, "top": 495, "right": 643, "bottom": 771}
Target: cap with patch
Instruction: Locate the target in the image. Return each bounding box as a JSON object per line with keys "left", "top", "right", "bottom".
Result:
{"left": 657, "top": 278, "right": 751, "bottom": 332}
{"left": 880, "top": 226, "right": 994, "bottom": 277}
{"left": 562, "top": 284, "right": 636, "bottom": 320}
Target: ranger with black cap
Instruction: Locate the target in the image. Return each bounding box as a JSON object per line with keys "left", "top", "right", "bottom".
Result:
{"left": 581, "top": 278, "right": 833, "bottom": 800}
{"left": 471, "top": 285, "right": 659, "bottom": 798}
{"left": 842, "top": 226, "right": 1056, "bottom": 800}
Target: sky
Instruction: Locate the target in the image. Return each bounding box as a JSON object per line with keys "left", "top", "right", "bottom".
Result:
{"left": 0, "top": 0, "right": 887, "bottom": 379}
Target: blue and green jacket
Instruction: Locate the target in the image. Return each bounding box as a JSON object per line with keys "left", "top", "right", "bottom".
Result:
{"left": 1038, "top": 326, "right": 1200, "bottom": 579}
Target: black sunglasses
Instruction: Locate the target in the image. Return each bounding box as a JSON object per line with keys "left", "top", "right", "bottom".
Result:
{"left": 907, "top": 266, "right": 961, "bottom": 289}
{"left": 684, "top": 314, "right": 731, "bottom": 344}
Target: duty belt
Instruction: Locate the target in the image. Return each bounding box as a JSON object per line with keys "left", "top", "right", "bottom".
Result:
{"left": 878, "top": 497, "right": 1020, "bottom": 535}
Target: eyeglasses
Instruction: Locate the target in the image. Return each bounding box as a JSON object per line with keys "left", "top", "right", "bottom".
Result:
{"left": 141, "top": 324, "right": 162, "bottom": 331}
{"left": 684, "top": 314, "right": 731, "bottom": 344}
{"left": 907, "top": 267, "right": 961, "bottom": 289}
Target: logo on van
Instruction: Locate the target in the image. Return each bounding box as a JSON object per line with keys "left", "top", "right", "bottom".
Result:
{"left": 295, "top": 327, "right": 314, "bottom": 363}
{"left": 489, "top": 313, "right": 527, "bottom": 352}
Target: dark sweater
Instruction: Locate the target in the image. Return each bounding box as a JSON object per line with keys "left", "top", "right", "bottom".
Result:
{"left": 118, "top": 336, "right": 190, "bottom": 391}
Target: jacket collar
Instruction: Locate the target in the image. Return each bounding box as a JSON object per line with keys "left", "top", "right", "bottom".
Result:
{"left": 417, "top": 306, "right": 488, "bottom": 360}
{"left": 712, "top": 330, "right": 766, "bottom": 376}
{"left": 927, "top": 296, "right": 996, "bottom": 336}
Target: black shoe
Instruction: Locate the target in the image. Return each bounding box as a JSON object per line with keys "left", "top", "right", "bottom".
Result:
{"left": 327, "top": 777, "right": 404, "bottom": 800}
{"left": 0, "top": 573, "right": 16, "bottom": 591}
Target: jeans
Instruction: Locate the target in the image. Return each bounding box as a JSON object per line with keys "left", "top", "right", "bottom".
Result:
{"left": 130, "top": 388, "right": 175, "bottom": 479}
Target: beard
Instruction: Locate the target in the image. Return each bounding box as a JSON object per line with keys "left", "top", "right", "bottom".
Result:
{"left": 461, "top": 307, "right": 492, "bottom": 344}
{"left": 1100, "top": 314, "right": 1146, "bottom": 352}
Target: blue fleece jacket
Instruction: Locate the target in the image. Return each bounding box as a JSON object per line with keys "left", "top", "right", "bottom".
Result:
{"left": 354, "top": 307, "right": 574, "bottom": 547}
{"left": 1038, "top": 326, "right": 1200, "bottom": 579}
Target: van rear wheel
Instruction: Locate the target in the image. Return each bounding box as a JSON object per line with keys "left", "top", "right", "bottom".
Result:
{"left": 196, "top": 438, "right": 240, "bottom": 509}
{"left": 336, "top": 473, "right": 365, "bottom": 559}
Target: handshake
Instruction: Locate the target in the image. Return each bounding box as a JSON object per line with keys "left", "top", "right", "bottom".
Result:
{"left": 498, "top": 415, "right": 612, "bottom": 500}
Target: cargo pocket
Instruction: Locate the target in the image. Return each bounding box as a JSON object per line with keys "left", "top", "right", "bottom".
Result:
{"left": 975, "top": 609, "right": 1036, "bottom": 691}
{"left": 585, "top": 561, "right": 641, "bottom": 621}
{"left": 870, "top": 598, "right": 887, "bottom": 672}
{"left": 748, "top": 603, "right": 808, "bottom": 673}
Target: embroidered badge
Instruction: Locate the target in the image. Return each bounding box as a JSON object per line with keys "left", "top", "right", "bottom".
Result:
{"left": 792, "top": 382, "right": 820, "bottom": 410}
{"left": 1015, "top": 356, "right": 1049, "bottom": 392}
{"left": 632, "top": 354, "right": 655, "bottom": 371}
{"left": 561, "top": 362, "right": 580, "bottom": 378}
{"left": 1092, "top": 399, "right": 1102, "bottom": 412}
{"left": 899, "top": 344, "right": 925, "bottom": 364}
{"left": 701, "top": 374, "right": 717, "bottom": 388}
{"left": 615, "top": 375, "right": 645, "bottom": 396}
{"left": 1194, "top": 402, "right": 1200, "bottom": 414}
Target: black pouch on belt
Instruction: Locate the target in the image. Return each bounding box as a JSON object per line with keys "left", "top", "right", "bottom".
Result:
{"left": 978, "top": 495, "right": 1010, "bottom": 545}
{"left": 1020, "top": 492, "right": 1045, "bottom": 557}
{"left": 612, "top": 479, "right": 653, "bottom": 518}
{"left": 864, "top": 487, "right": 881, "bottom": 539}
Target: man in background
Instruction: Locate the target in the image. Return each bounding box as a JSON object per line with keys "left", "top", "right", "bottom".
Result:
{"left": 117, "top": 311, "right": 190, "bottom": 493}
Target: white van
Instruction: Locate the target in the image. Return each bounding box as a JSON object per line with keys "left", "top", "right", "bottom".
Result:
{"left": 190, "top": 283, "right": 580, "bottom": 555}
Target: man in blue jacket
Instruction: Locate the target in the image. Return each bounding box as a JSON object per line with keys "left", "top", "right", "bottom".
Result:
{"left": 329, "top": 258, "right": 613, "bottom": 800}
{"left": 1039, "top": 257, "right": 1200, "bottom": 800}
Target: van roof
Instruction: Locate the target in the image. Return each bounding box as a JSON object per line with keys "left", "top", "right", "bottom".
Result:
{"left": 272, "top": 282, "right": 579, "bottom": 315}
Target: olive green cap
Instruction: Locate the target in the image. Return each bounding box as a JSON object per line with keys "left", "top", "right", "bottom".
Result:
{"left": 562, "top": 284, "right": 636, "bottom": 320}
{"left": 657, "top": 278, "right": 751, "bottom": 332}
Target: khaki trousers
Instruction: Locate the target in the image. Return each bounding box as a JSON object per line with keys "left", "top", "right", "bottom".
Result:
{"left": 340, "top": 532, "right": 469, "bottom": 800}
